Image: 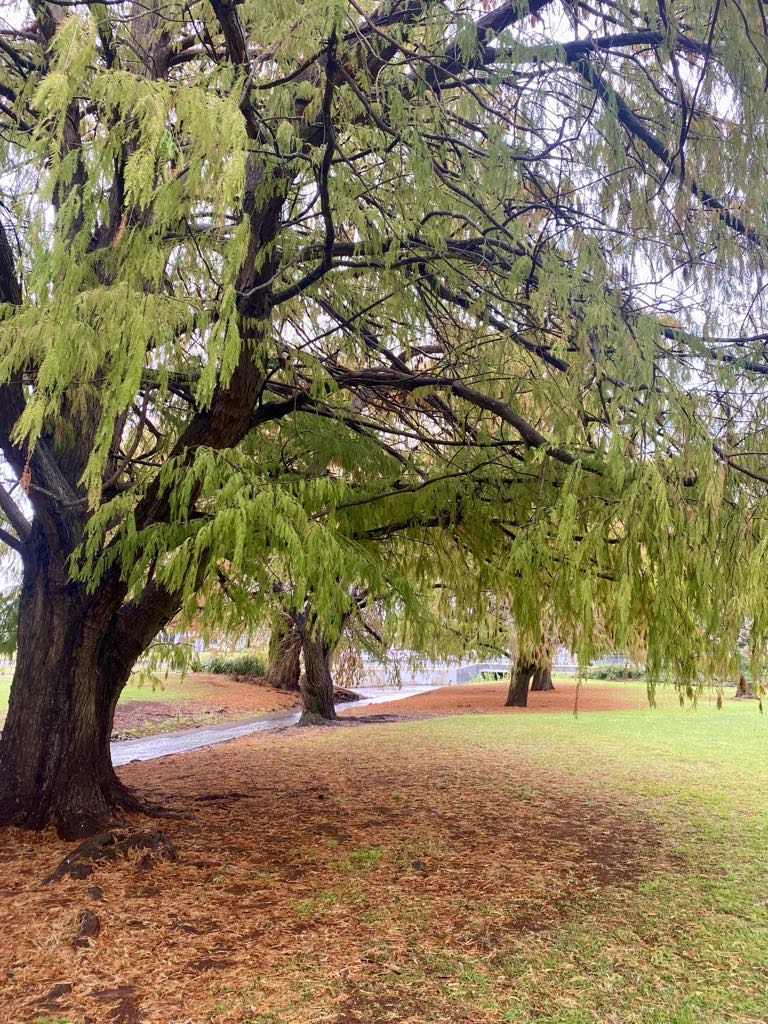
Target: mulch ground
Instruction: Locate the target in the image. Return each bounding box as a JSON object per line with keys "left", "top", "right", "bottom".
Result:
{"left": 113, "top": 674, "right": 300, "bottom": 735}
{"left": 111, "top": 675, "right": 644, "bottom": 735}
{"left": 1, "top": 689, "right": 672, "bottom": 1024}
{"left": 342, "top": 679, "right": 648, "bottom": 720}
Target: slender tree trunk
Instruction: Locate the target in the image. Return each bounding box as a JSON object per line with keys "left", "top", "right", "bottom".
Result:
{"left": 530, "top": 664, "right": 554, "bottom": 691}
{"left": 0, "top": 532, "right": 142, "bottom": 838}
{"left": 265, "top": 616, "right": 301, "bottom": 691}
{"left": 299, "top": 631, "right": 337, "bottom": 724}
{"left": 505, "top": 661, "right": 535, "bottom": 707}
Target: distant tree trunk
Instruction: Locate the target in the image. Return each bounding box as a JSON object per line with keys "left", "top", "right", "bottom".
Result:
{"left": 299, "top": 631, "right": 338, "bottom": 724}
{"left": 506, "top": 661, "right": 535, "bottom": 707}
{"left": 530, "top": 664, "right": 554, "bottom": 691}
{"left": 265, "top": 616, "right": 301, "bottom": 691}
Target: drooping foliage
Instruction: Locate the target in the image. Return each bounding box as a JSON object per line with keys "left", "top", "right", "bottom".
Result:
{"left": 1, "top": 0, "right": 768, "bottom": 751}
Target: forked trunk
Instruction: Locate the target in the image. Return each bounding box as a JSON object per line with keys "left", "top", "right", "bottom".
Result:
{"left": 0, "top": 531, "right": 143, "bottom": 838}
{"left": 265, "top": 617, "right": 301, "bottom": 691}
{"left": 530, "top": 664, "right": 554, "bottom": 691}
{"left": 299, "top": 631, "right": 337, "bottom": 724}
{"left": 505, "top": 661, "right": 535, "bottom": 708}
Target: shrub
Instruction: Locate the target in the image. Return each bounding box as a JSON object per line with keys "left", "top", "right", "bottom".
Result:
{"left": 203, "top": 652, "right": 266, "bottom": 677}
{"left": 589, "top": 663, "right": 645, "bottom": 681}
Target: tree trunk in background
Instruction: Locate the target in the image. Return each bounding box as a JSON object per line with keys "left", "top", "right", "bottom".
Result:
{"left": 265, "top": 617, "right": 301, "bottom": 691}
{"left": 505, "top": 661, "right": 535, "bottom": 707}
{"left": 530, "top": 664, "right": 554, "bottom": 691}
{"left": 299, "top": 631, "right": 337, "bottom": 724}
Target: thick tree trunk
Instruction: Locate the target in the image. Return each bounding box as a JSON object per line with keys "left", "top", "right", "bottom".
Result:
{"left": 1, "top": 537, "right": 241, "bottom": 842}
{"left": 0, "top": 527, "right": 166, "bottom": 839}
{"left": 265, "top": 617, "right": 301, "bottom": 691}
{"left": 299, "top": 631, "right": 337, "bottom": 724}
{"left": 505, "top": 661, "right": 535, "bottom": 708}
{"left": 530, "top": 664, "right": 554, "bottom": 691}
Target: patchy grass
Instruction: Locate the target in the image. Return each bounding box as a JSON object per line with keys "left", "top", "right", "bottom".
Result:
{"left": 2, "top": 690, "right": 768, "bottom": 1023}
{"left": 0, "top": 668, "right": 198, "bottom": 715}
{"left": 110, "top": 708, "right": 241, "bottom": 740}
{"left": 0, "top": 669, "right": 300, "bottom": 735}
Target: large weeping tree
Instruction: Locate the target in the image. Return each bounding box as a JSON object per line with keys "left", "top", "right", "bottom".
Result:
{"left": 4, "top": 1, "right": 768, "bottom": 836}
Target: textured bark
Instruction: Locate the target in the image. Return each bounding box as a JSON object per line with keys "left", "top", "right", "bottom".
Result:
{"left": 0, "top": 501, "right": 185, "bottom": 839}
{"left": 530, "top": 664, "right": 554, "bottom": 691}
{"left": 265, "top": 617, "right": 301, "bottom": 691}
{"left": 505, "top": 661, "right": 535, "bottom": 707}
{"left": 299, "top": 631, "right": 337, "bottom": 724}
{"left": 0, "top": 529, "right": 142, "bottom": 838}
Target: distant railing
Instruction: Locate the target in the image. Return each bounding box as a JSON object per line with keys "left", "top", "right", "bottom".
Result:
{"left": 357, "top": 650, "right": 583, "bottom": 687}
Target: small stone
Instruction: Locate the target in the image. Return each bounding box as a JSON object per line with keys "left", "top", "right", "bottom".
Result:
{"left": 87, "top": 885, "right": 105, "bottom": 901}
{"left": 410, "top": 859, "right": 428, "bottom": 872}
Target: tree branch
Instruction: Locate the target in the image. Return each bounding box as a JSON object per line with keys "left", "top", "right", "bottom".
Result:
{"left": 0, "top": 526, "right": 25, "bottom": 554}
{"left": 0, "top": 482, "right": 31, "bottom": 543}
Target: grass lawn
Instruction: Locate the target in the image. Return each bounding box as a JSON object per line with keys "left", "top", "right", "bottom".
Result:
{"left": 2, "top": 688, "right": 767, "bottom": 1023}
{"left": 317, "top": 697, "right": 768, "bottom": 1024}
{"left": 0, "top": 668, "right": 301, "bottom": 736}
{"left": 0, "top": 666, "right": 211, "bottom": 709}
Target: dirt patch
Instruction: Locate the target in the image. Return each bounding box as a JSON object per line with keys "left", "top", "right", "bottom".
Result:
{"left": 340, "top": 678, "right": 648, "bottom": 721}
{"left": 1, "top": 717, "right": 674, "bottom": 1024}
{"left": 113, "top": 673, "right": 299, "bottom": 736}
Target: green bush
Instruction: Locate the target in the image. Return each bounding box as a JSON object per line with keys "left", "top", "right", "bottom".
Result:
{"left": 203, "top": 652, "right": 266, "bottom": 677}
{"left": 589, "top": 663, "right": 645, "bottom": 680}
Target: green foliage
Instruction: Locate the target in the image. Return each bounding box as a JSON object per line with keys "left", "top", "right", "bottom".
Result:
{"left": 203, "top": 652, "right": 266, "bottom": 678}
{"left": 0, "top": 587, "right": 19, "bottom": 657}
{"left": 589, "top": 664, "right": 646, "bottom": 681}
{"left": 131, "top": 638, "right": 199, "bottom": 691}
{"left": 3, "top": 0, "right": 768, "bottom": 701}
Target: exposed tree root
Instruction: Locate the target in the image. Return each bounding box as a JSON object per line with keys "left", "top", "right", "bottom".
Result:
{"left": 45, "top": 827, "right": 178, "bottom": 884}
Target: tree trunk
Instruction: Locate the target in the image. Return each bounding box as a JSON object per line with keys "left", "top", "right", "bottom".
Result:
{"left": 530, "top": 664, "right": 554, "bottom": 691}
{"left": 0, "top": 533, "right": 145, "bottom": 839}
{"left": 505, "top": 661, "right": 535, "bottom": 707}
{"left": 299, "top": 631, "right": 337, "bottom": 724}
{"left": 265, "top": 617, "right": 301, "bottom": 691}
{"left": 0, "top": 523, "right": 180, "bottom": 839}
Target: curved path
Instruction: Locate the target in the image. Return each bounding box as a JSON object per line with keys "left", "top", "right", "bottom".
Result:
{"left": 111, "top": 685, "right": 433, "bottom": 766}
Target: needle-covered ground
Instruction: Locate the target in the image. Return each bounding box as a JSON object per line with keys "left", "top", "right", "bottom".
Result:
{"left": 0, "top": 669, "right": 300, "bottom": 737}
{"left": 2, "top": 684, "right": 767, "bottom": 1024}
{"left": 340, "top": 678, "right": 649, "bottom": 719}
{"left": 110, "top": 673, "right": 301, "bottom": 738}
{"left": 0, "top": 670, "right": 649, "bottom": 740}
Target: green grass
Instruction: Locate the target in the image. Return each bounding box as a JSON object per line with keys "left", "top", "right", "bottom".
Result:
{"left": 0, "top": 668, "right": 222, "bottom": 719}
{"left": 342, "top": 844, "right": 385, "bottom": 870}
{"left": 0, "top": 667, "right": 253, "bottom": 736}
{"left": 245, "top": 695, "right": 764, "bottom": 1024}
{"left": 379, "top": 700, "right": 768, "bottom": 1024}
{"left": 5, "top": 666, "right": 763, "bottom": 1022}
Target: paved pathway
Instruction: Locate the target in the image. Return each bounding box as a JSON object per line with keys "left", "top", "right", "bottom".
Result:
{"left": 111, "top": 686, "right": 432, "bottom": 766}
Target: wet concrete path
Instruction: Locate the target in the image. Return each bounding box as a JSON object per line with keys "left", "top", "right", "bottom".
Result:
{"left": 111, "top": 686, "right": 431, "bottom": 766}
